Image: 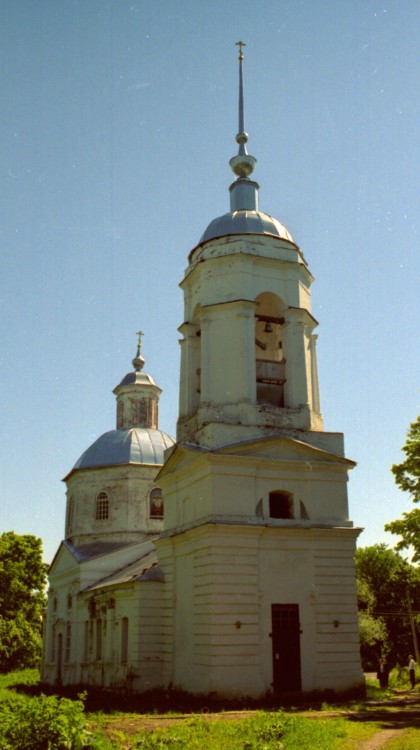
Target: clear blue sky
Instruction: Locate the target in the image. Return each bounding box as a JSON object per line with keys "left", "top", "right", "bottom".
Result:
{"left": 1, "top": 0, "right": 418, "bottom": 563}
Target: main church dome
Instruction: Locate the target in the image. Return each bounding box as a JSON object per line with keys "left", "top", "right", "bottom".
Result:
{"left": 73, "top": 427, "right": 174, "bottom": 469}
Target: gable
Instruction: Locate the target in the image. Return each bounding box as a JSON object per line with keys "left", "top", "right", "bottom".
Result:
{"left": 158, "top": 436, "right": 354, "bottom": 483}
{"left": 214, "top": 434, "right": 355, "bottom": 466}
{"left": 48, "top": 540, "right": 79, "bottom": 577}
{"left": 157, "top": 442, "right": 208, "bottom": 480}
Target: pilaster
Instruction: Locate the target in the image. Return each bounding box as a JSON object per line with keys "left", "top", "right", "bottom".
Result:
{"left": 283, "top": 307, "right": 317, "bottom": 412}
{"left": 199, "top": 299, "right": 257, "bottom": 407}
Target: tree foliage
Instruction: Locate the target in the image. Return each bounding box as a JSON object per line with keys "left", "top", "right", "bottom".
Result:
{"left": 0, "top": 532, "right": 48, "bottom": 672}
{"left": 355, "top": 544, "right": 420, "bottom": 669}
{"left": 385, "top": 416, "right": 420, "bottom": 562}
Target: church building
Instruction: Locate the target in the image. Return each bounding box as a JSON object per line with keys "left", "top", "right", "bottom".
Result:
{"left": 42, "top": 46, "right": 364, "bottom": 698}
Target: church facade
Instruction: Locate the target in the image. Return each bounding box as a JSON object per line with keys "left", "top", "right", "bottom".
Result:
{"left": 42, "top": 49, "right": 364, "bottom": 698}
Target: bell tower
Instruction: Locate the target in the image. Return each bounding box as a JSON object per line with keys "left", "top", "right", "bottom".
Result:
{"left": 157, "top": 44, "right": 363, "bottom": 700}
{"left": 178, "top": 43, "right": 322, "bottom": 450}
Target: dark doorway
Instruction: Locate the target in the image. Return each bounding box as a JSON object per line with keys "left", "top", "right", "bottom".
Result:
{"left": 271, "top": 604, "right": 302, "bottom": 692}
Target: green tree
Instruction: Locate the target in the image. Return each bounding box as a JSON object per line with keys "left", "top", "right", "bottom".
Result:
{"left": 0, "top": 532, "right": 48, "bottom": 672}
{"left": 356, "top": 576, "right": 387, "bottom": 668}
{"left": 385, "top": 416, "right": 420, "bottom": 562}
{"left": 355, "top": 544, "right": 420, "bottom": 668}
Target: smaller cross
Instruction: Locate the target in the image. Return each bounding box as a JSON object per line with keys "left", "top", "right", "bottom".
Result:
{"left": 235, "top": 40, "right": 246, "bottom": 60}
{"left": 136, "top": 330, "right": 144, "bottom": 351}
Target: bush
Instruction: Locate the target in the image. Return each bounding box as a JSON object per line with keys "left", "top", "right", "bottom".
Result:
{"left": 0, "top": 692, "right": 89, "bottom": 749}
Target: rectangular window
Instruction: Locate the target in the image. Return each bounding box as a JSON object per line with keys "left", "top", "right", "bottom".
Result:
{"left": 96, "top": 494, "right": 109, "bottom": 520}
{"left": 96, "top": 619, "right": 103, "bottom": 660}
{"left": 83, "top": 621, "right": 89, "bottom": 662}
{"left": 65, "top": 623, "right": 71, "bottom": 662}
{"left": 51, "top": 625, "right": 56, "bottom": 662}
{"left": 121, "top": 617, "right": 129, "bottom": 664}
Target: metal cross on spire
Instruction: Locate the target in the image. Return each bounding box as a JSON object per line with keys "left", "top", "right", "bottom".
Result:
{"left": 235, "top": 40, "right": 246, "bottom": 60}
{"left": 136, "top": 330, "right": 144, "bottom": 352}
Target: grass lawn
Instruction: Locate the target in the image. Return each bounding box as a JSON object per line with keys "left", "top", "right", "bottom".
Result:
{"left": 1, "top": 669, "right": 417, "bottom": 750}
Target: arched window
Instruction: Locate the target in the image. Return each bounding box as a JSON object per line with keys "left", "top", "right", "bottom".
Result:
{"left": 65, "top": 495, "right": 74, "bottom": 536}
{"left": 269, "top": 490, "right": 294, "bottom": 519}
{"left": 95, "top": 491, "right": 109, "bottom": 520}
{"left": 255, "top": 293, "right": 286, "bottom": 408}
{"left": 150, "top": 487, "right": 163, "bottom": 518}
{"left": 132, "top": 398, "right": 148, "bottom": 426}
{"left": 67, "top": 593, "right": 73, "bottom": 610}
{"left": 121, "top": 617, "right": 129, "bottom": 664}
{"left": 117, "top": 401, "right": 124, "bottom": 428}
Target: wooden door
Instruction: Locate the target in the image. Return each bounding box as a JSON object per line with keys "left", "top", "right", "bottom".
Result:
{"left": 271, "top": 604, "right": 301, "bottom": 693}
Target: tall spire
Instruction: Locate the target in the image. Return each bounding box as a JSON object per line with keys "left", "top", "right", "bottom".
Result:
{"left": 229, "top": 41, "right": 256, "bottom": 180}
{"left": 229, "top": 42, "right": 259, "bottom": 212}
{"left": 236, "top": 41, "right": 246, "bottom": 154}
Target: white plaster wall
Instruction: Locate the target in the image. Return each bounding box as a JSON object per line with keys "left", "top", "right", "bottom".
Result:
{"left": 42, "top": 547, "right": 82, "bottom": 685}
{"left": 66, "top": 464, "right": 162, "bottom": 543}
{"left": 160, "top": 445, "right": 353, "bottom": 533}
{"left": 183, "top": 251, "right": 312, "bottom": 321}
{"left": 157, "top": 523, "right": 363, "bottom": 698}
